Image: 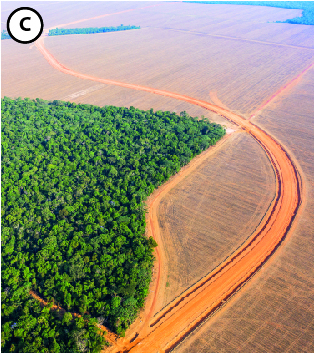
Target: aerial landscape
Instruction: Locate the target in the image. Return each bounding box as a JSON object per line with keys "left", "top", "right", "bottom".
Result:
{"left": 1, "top": 1, "right": 314, "bottom": 353}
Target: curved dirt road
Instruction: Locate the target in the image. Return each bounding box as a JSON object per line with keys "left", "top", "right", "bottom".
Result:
{"left": 35, "top": 35, "right": 302, "bottom": 353}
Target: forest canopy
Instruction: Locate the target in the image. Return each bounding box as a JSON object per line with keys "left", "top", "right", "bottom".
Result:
{"left": 1, "top": 97, "right": 225, "bottom": 352}
{"left": 48, "top": 24, "right": 140, "bottom": 37}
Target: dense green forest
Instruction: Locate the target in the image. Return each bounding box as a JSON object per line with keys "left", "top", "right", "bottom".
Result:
{"left": 186, "top": 1, "right": 314, "bottom": 25}
{"left": 2, "top": 293, "right": 108, "bottom": 353}
{"left": 1, "top": 30, "right": 11, "bottom": 40}
{"left": 1, "top": 97, "right": 225, "bottom": 352}
{"left": 48, "top": 24, "right": 140, "bottom": 37}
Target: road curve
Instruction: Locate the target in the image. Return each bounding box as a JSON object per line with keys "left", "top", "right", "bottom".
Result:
{"left": 35, "top": 36, "right": 302, "bottom": 353}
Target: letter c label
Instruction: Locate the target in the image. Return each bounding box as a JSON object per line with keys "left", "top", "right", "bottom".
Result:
{"left": 20, "top": 17, "right": 31, "bottom": 31}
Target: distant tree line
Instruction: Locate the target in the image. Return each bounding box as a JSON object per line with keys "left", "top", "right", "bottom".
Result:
{"left": 185, "top": 1, "right": 314, "bottom": 25}
{"left": 1, "top": 97, "right": 225, "bottom": 351}
{"left": 1, "top": 30, "right": 11, "bottom": 40}
{"left": 48, "top": 24, "right": 141, "bottom": 36}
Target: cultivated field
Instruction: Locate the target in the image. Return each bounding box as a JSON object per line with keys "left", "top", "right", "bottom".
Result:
{"left": 175, "top": 63, "right": 314, "bottom": 354}
{"left": 1, "top": 39, "right": 94, "bottom": 100}
{"left": 43, "top": 3, "right": 314, "bottom": 117}
{"left": 61, "top": 2, "right": 306, "bottom": 47}
{"left": 1, "top": 32, "right": 233, "bottom": 129}
{"left": 155, "top": 131, "right": 276, "bottom": 312}
{"left": 0, "top": 1, "right": 151, "bottom": 31}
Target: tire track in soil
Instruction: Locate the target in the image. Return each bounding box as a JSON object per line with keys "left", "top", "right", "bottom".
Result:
{"left": 250, "top": 61, "right": 314, "bottom": 119}
{"left": 143, "top": 26, "right": 314, "bottom": 52}
{"left": 34, "top": 24, "right": 302, "bottom": 353}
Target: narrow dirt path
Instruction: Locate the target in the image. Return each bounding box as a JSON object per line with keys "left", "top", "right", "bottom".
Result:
{"left": 250, "top": 61, "right": 314, "bottom": 119}
{"left": 34, "top": 27, "right": 302, "bottom": 353}
{"left": 143, "top": 26, "right": 314, "bottom": 52}
{"left": 29, "top": 290, "right": 119, "bottom": 345}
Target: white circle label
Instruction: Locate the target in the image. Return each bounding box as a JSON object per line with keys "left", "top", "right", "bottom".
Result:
{"left": 7, "top": 7, "right": 44, "bottom": 44}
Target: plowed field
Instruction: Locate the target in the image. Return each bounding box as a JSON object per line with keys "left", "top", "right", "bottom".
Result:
{"left": 44, "top": 4, "right": 314, "bottom": 117}
{"left": 175, "top": 56, "right": 314, "bottom": 354}
{"left": 155, "top": 132, "right": 276, "bottom": 312}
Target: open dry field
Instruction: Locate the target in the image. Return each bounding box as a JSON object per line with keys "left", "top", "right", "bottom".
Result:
{"left": 155, "top": 131, "right": 276, "bottom": 312}
{"left": 60, "top": 2, "right": 307, "bottom": 48}
{"left": 43, "top": 3, "right": 314, "bottom": 117}
{"left": 1, "top": 32, "right": 232, "bottom": 128}
{"left": 1, "top": 39, "right": 95, "bottom": 100}
{"left": 174, "top": 62, "right": 314, "bottom": 354}
{"left": 0, "top": 1, "right": 152, "bottom": 31}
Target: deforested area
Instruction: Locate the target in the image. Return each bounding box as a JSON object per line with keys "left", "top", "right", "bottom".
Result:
{"left": 174, "top": 58, "right": 314, "bottom": 354}
{"left": 1, "top": 38, "right": 97, "bottom": 102}
{"left": 0, "top": 37, "right": 232, "bottom": 129}
{"left": 1, "top": 97, "right": 225, "bottom": 351}
{"left": 44, "top": 3, "right": 314, "bottom": 117}
{"left": 155, "top": 131, "right": 276, "bottom": 312}
{"left": 3, "top": 2, "right": 314, "bottom": 118}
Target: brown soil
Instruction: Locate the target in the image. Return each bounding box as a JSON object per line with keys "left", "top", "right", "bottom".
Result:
{"left": 144, "top": 26, "right": 314, "bottom": 51}
{"left": 44, "top": 6, "right": 314, "bottom": 117}
{"left": 34, "top": 35, "right": 302, "bottom": 353}
{"left": 0, "top": 39, "right": 230, "bottom": 129}
{"left": 175, "top": 56, "right": 314, "bottom": 354}
{"left": 111, "top": 131, "right": 236, "bottom": 351}
{"left": 209, "top": 91, "right": 230, "bottom": 111}
{"left": 155, "top": 131, "right": 276, "bottom": 312}
{"left": 250, "top": 61, "right": 314, "bottom": 119}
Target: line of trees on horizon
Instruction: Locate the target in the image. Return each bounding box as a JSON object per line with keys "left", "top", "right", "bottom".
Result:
{"left": 48, "top": 24, "right": 140, "bottom": 36}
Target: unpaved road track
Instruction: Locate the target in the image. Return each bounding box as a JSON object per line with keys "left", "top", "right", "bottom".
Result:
{"left": 34, "top": 25, "right": 302, "bottom": 353}
{"left": 29, "top": 290, "right": 119, "bottom": 345}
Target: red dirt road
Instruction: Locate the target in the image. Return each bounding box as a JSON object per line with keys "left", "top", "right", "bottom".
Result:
{"left": 34, "top": 34, "right": 302, "bottom": 352}
{"left": 29, "top": 290, "right": 119, "bottom": 346}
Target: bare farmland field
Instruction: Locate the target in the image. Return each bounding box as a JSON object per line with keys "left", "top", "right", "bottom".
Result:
{"left": 155, "top": 131, "right": 276, "bottom": 312}
{"left": 174, "top": 66, "right": 314, "bottom": 354}
{"left": 1, "top": 36, "right": 234, "bottom": 129}
{"left": 61, "top": 2, "right": 306, "bottom": 48}
{"left": 1, "top": 39, "right": 96, "bottom": 100}
{"left": 1, "top": 1, "right": 152, "bottom": 31}
{"left": 4, "top": 2, "right": 313, "bottom": 118}
{"left": 45, "top": 19, "right": 314, "bottom": 117}
{"left": 68, "top": 2, "right": 314, "bottom": 50}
